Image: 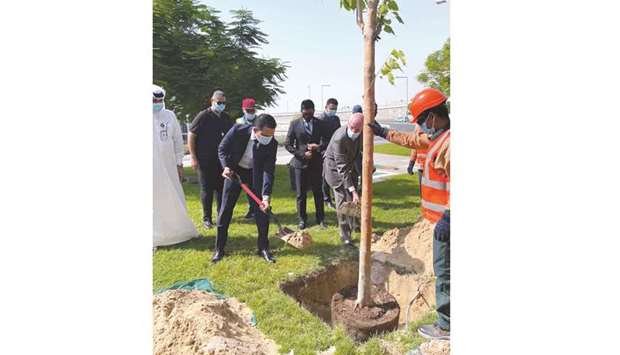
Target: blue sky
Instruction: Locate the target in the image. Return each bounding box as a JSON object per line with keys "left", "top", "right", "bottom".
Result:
{"left": 202, "top": 0, "right": 449, "bottom": 112}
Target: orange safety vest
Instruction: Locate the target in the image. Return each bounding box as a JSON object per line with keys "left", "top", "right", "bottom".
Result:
{"left": 421, "top": 129, "right": 450, "bottom": 223}
{"left": 414, "top": 147, "right": 427, "bottom": 171}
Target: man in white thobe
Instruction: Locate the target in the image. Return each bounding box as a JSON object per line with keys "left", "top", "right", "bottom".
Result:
{"left": 153, "top": 84, "right": 197, "bottom": 247}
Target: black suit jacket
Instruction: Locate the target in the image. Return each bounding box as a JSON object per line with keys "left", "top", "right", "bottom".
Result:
{"left": 284, "top": 117, "right": 328, "bottom": 169}
{"left": 218, "top": 124, "right": 278, "bottom": 197}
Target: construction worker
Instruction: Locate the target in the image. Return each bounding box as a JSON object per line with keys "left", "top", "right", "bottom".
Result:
{"left": 368, "top": 87, "right": 450, "bottom": 341}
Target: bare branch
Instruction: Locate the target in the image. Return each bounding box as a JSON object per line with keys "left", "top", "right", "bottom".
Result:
{"left": 355, "top": 0, "right": 364, "bottom": 31}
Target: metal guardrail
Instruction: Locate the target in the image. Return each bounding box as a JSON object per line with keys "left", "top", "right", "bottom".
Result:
{"left": 272, "top": 104, "right": 410, "bottom": 136}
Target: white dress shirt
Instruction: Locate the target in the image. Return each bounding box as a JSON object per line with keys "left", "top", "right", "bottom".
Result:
{"left": 237, "top": 129, "right": 270, "bottom": 203}
{"left": 238, "top": 129, "right": 256, "bottom": 169}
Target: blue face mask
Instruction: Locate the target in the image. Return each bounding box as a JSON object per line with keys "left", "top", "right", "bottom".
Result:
{"left": 422, "top": 115, "right": 435, "bottom": 135}
{"left": 212, "top": 103, "right": 225, "bottom": 112}
{"left": 327, "top": 110, "right": 337, "bottom": 117}
{"left": 423, "top": 115, "right": 446, "bottom": 140}
{"left": 245, "top": 113, "right": 256, "bottom": 123}
{"left": 153, "top": 103, "right": 164, "bottom": 112}
{"left": 256, "top": 134, "right": 273, "bottom": 145}
{"left": 347, "top": 127, "right": 360, "bottom": 140}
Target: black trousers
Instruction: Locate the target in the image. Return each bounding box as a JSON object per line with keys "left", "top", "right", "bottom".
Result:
{"left": 321, "top": 177, "right": 332, "bottom": 202}
{"left": 197, "top": 160, "right": 224, "bottom": 222}
{"left": 294, "top": 164, "right": 325, "bottom": 223}
{"left": 215, "top": 167, "right": 269, "bottom": 252}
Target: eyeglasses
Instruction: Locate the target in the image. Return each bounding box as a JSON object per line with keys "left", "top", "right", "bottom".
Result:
{"left": 245, "top": 108, "right": 256, "bottom": 113}
{"left": 216, "top": 101, "right": 226, "bottom": 105}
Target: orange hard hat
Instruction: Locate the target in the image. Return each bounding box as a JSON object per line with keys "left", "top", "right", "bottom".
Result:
{"left": 409, "top": 88, "right": 447, "bottom": 123}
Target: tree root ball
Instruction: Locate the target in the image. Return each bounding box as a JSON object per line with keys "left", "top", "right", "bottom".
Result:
{"left": 331, "top": 285, "right": 400, "bottom": 342}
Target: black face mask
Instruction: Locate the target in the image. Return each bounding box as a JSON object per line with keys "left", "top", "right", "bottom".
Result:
{"left": 302, "top": 112, "right": 314, "bottom": 120}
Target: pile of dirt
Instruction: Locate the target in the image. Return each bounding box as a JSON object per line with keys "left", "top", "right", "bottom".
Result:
{"left": 370, "top": 219, "right": 436, "bottom": 325}
{"left": 417, "top": 339, "right": 450, "bottom": 355}
{"left": 153, "top": 290, "right": 278, "bottom": 355}
{"left": 280, "top": 230, "right": 312, "bottom": 249}
{"left": 331, "top": 285, "right": 400, "bottom": 342}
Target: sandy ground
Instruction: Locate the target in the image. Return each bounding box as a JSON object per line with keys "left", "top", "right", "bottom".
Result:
{"left": 417, "top": 339, "right": 450, "bottom": 355}
{"left": 371, "top": 219, "right": 436, "bottom": 325}
{"left": 153, "top": 290, "right": 278, "bottom": 355}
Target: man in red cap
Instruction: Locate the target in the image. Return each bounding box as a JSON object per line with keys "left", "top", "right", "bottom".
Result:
{"left": 237, "top": 98, "right": 257, "bottom": 125}
{"left": 236, "top": 97, "right": 258, "bottom": 218}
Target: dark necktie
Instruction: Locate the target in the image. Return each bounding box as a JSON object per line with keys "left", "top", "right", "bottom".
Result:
{"left": 304, "top": 120, "right": 312, "bottom": 136}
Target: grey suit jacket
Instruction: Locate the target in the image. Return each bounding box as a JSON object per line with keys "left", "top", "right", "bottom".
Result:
{"left": 323, "top": 126, "right": 362, "bottom": 190}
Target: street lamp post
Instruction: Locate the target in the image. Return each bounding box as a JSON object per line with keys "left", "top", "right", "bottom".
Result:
{"left": 320, "top": 84, "right": 331, "bottom": 107}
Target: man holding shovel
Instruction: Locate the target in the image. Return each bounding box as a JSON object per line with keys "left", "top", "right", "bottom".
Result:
{"left": 214, "top": 114, "right": 278, "bottom": 264}
{"left": 323, "top": 112, "right": 363, "bottom": 246}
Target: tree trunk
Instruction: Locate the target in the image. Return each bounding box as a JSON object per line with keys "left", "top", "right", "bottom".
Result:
{"left": 356, "top": 0, "right": 378, "bottom": 307}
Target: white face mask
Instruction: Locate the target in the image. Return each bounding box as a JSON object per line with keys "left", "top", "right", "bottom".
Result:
{"left": 347, "top": 127, "right": 360, "bottom": 140}
{"left": 212, "top": 102, "right": 225, "bottom": 113}
{"left": 244, "top": 113, "right": 256, "bottom": 122}
{"left": 256, "top": 134, "right": 273, "bottom": 145}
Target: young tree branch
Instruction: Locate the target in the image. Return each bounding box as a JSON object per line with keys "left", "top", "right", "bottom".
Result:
{"left": 355, "top": 0, "right": 364, "bottom": 31}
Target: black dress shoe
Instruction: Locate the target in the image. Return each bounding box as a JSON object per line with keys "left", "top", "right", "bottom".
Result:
{"left": 343, "top": 239, "right": 357, "bottom": 248}
{"left": 318, "top": 220, "right": 328, "bottom": 229}
{"left": 244, "top": 210, "right": 255, "bottom": 219}
{"left": 258, "top": 249, "right": 275, "bottom": 263}
{"left": 203, "top": 220, "right": 213, "bottom": 229}
{"left": 211, "top": 250, "right": 225, "bottom": 263}
{"left": 298, "top": 221, "right": 306, "bottom": 230}
{"left": 325, "top": 199, "right": 336, "bottom": 209}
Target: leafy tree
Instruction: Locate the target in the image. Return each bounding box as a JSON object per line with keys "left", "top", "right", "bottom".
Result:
{"left": 339, "top": 0, "right": 405, "bottom": 307}
{"left": 153, "top": 0, "right": 287, "bottom": 121}
{"left": 417, "top": 38, "right": 450, "bottom": 97}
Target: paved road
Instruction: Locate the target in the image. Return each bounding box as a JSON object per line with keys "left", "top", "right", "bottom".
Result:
{"left": 183, "top": 146, "right": 409, "bottom": 182}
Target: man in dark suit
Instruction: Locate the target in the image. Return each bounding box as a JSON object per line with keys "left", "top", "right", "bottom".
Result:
{"left": 188, "top": 89, "right": 235, "bottom": 229}
{"left": 317, "top": 98, "right": 341, "bottom": 209}
{"left": 284, "top": 100, "right": 328, "bottom": 230}
{"left": 213, "top": 114, "right": 278, "bottom": 264}
{"left": 324, "top": 112, "right": 364, "bottom": 245}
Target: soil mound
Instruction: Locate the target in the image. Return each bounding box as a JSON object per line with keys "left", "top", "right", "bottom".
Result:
{"left": 153, "top": 290, "right": 277, "bottom": 355}
{"left": 331, "top": 285, "right": 400, "bottom": 342}
{"left": 418, "top": 339, "right": 450, "bottom": 355}
{"left": 371, "top": 219, "right": 436, "bottom": 325}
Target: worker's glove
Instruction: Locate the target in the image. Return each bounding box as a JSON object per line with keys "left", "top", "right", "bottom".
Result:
{"left": 368, "top": 121, "right": 388, "bottom": 138}
{"left": 407, "top": 160, "right": 415, "bottom": 175}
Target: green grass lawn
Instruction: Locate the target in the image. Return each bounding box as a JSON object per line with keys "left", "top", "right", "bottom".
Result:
{"left": 373, "top": 143, "right": 412, "bottom": 157}
{"left": 154, "top": 166, "right": 433, "bottom": 355}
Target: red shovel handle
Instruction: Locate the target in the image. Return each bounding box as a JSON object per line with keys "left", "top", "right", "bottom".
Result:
{"left": 234, "top": 173, "right": 265, "bottom": 208}
{"left": 233, "top": 173, "right": 285, "bottom": 230}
